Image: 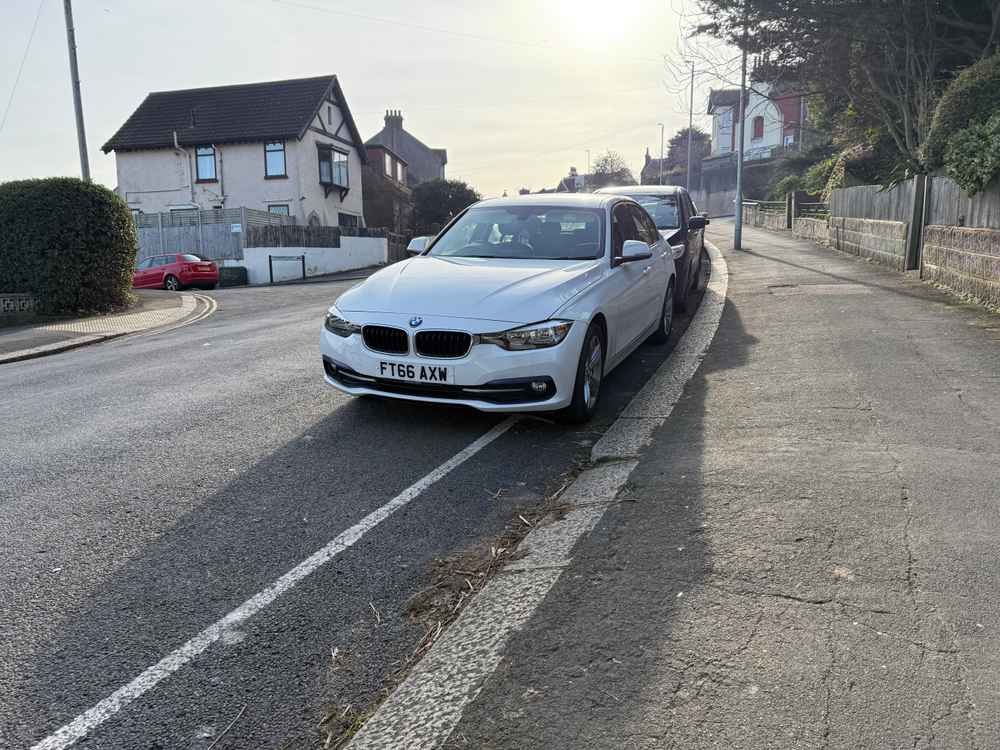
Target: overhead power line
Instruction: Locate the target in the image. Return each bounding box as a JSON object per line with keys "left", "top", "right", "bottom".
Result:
{"left": 269, "top": 0, "right": 664, "bottom": 64}
{"left": 1, "top": 0, "right": 46, "bottom": 136}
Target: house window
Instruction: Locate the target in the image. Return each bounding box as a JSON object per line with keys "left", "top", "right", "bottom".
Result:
{"left": 195, "top": 146, "right": 216, "bottom": 181}
{"left": 338, "top": 213, "right": 359, "bottom": 228}
{"left": 384, "top": 152, "right": 392, "bottom": 177}
{"left": 393, "top": 160, "right": 401, "bottom": 182}
{"left": 319, "top": 147, "right": 349, "bottom": 188}
{"left": 752, "top": 116, "right": 765, "bottom": 140}
{"left": 268, "top": 204, "right": 290, "bottom": 215}
{"left": 327, "top": 105, "right": 332, "bottom": 126}
{"left": 265, "top": 142, "right": 286, "bottom": 178}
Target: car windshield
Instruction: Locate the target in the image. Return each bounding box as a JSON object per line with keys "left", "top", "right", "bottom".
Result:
{"left": 429, "top": 206, "right": 604, "bottom": 260}
{"left": 627, "top": 195, "right": 680, "bottom": 230}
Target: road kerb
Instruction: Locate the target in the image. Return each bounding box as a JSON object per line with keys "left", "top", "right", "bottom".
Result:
{"left": 345, "top": 241, "right": 730, "bottom": 750}
{"left": 0, "top": 293, "right": 207, "bottom": 364}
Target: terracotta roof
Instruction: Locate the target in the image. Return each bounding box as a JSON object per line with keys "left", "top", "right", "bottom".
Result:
{"left": 102, "top": 75, "right": 366, "bottom": 157}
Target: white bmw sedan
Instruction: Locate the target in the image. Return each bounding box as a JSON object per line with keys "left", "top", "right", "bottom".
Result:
{"left": 321, "top": 194, "right": 676, "bottom": 422}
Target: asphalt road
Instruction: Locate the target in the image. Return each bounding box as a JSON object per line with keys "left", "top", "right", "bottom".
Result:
{"left": 1, "top": 266, "right": 706, "bottom": 750}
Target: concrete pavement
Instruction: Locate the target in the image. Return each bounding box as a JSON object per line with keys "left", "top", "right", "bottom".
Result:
{"left": 433, "top": 220, "right": 1000, "bottom": 749}
{"left": 0, "top": 290, "right": 205, "bottom": 364}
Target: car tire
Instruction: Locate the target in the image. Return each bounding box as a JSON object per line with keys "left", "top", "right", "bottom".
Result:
{"left": 648, "top": 279, "right": 675, "bottom": 344}
{"left": 559, "top": 322, "right": 605, "bottom": 424}
{"left": 164, "top": 275, "right": 181, "bottom": 292}
{"left": 673, "top": 262, "right": 691, "bottom": 312}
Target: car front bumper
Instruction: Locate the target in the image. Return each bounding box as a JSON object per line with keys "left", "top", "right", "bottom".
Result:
{"left": 319, "top": 314, "right": 584, "bottom": 412}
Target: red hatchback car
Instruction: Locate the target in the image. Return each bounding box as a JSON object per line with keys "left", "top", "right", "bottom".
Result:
{"left": 133, "top": 253, "right": 219, "bottom": 291}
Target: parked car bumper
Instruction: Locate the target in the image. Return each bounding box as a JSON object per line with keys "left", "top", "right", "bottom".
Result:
{"left": 319, "top": 316, "right": 584, "bottom": 413}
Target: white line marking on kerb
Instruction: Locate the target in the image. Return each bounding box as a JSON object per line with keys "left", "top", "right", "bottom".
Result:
{"left": 30, "top": 416, "right": 519, "bottom": 750}
{"left": 347, "top": 242, "right": 729, "bottom": 750}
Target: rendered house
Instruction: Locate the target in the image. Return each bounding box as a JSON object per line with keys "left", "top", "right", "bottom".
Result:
{"left": 102, "top": 75, "right": 368, "bottom": 227}
{"left": 702, "top": 82, "right": 808, "bottom": 195}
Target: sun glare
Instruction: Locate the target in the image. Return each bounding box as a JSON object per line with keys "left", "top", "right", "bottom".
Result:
{"left": 558, "top": 0, "right": 637, "bottom": 42}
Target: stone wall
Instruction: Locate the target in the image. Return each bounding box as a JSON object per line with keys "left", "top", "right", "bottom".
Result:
{"left": 922, "top": 225, "right": 1000, "bottom": 308}
{"left": 793, "top": 217, "right": 829, "bottom": 243}
{"left": 828, "top": 217, "right": 908, "bottom": 271}
{"left": 761, "top": 211, "right": 788, "bottom": 231}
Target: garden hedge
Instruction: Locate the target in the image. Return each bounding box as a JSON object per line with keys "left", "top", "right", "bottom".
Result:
{"left": 925, "top": 53, "right": 1000, "bottom": 170}
{"left": 0, "top": 177, "right": 137, "bottom": 314}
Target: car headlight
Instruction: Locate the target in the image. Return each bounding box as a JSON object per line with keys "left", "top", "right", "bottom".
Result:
{"left": 324, "top": 307, "right": 361, "bottom": 337}
{"left": 478, "top": 320, "right": 573, "bottom": 350}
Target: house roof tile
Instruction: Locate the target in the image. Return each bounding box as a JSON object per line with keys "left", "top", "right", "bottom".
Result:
{"left": 102, "top": 75, "right": 365, "bottom": 157}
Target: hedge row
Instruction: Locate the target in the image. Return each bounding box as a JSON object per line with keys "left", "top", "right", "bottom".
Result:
{"left": 0, "top": 178, "right": 137, "bottom": 314}
{"left": 925, "top": 53, "right": 1000, "bottom": 171}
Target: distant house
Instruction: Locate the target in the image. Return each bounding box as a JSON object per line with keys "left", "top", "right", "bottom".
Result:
{"left": 706, "top": 83, "right": 807, "bottom": 162}
{"left": 363, "top": 143, "right": 413, "bottom": 234}
{"left": 640, "top": 150, "right": 670, "bottom": 186}
{"left": 102, "top": 75, "right": 368, "bottom": 227}
{"left": 556, "top": 166, "right": 592, "bottom": 193}
{"left": 366, "top": 111, "right": 447, "bottom": 188}
{"left": 702, "top": 82, "right": 808, "bottom": 195}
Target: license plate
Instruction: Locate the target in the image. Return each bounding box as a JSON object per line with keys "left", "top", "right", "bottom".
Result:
{"left": 378, "top": 361, "right": 452, "bottom": 384}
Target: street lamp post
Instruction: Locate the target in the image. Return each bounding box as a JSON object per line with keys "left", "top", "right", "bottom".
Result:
{"left": 657, "top": 123, "right": 665, "bottom": 185}
{"left": 686, "top": 62, "right": 694, "bottom": 191}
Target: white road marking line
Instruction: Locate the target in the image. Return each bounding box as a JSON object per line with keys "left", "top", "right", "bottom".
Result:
{"left": 29, "top": 416, "right": 519, "bottom": 750}
{"left": 346, "top": 242, "right": 729, "bottom": 750}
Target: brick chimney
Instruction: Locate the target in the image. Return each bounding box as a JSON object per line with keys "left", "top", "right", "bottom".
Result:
{"left": 383, "top": 110, "right": 403, "bottom": 151}
{"left": 384, "top": 109, "right": 403, "bottom": 130}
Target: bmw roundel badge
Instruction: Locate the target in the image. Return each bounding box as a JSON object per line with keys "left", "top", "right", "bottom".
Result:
{"left": 409, "top": 316, "right": 423, "bottom": 328}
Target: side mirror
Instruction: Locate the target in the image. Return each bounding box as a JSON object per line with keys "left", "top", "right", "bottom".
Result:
{"left": 406, "top": 236, "right": 429, "bottom": 255}
{"left": 615, "top": 239, "right": 653, "bottom": 267}
{"left": 688, "top": 216, "right": 708, "bottom": 230}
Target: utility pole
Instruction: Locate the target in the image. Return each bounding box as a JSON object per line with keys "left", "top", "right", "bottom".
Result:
{"left": 658, "top": 123, "right": 665, "bottom": 185}
{"left": 63, "top": 0, "right": 90, "bottom": 181}
{"left": 733, "top": 12, "right": 748, "bottom": 251}
{"left": 686, "top": 62, "right": 695, "bottom": 191}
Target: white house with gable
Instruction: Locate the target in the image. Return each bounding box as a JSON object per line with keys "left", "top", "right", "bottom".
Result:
{"left": 103, "top": 75, "right": 368, "bottom": 228}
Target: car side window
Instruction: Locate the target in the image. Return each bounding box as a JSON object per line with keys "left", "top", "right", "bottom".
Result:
{"left": 156, "top": 256, "right": 173, "bottom": 266}
{"left": 137, "top": 258, "right": 153, "bottom": 270}
{"left": 611, "top": 204, "right": 637, "bottom": 258}
{"left": 630, "top": 206, "right": 659, "bottom": 244}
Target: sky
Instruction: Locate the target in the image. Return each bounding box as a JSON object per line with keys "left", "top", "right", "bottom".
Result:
{"left": 0, "top": 0, "right": 732, "bottom": 199}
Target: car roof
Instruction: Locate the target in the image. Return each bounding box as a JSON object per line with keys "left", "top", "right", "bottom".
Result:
{"left": 595, "top": 185, "right": 686, "bottom": 196}
{"left": 474, "top": 193, "right": 626, "bottom": 210}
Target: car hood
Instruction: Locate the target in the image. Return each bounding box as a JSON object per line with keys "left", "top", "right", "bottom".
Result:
{"left": 335, "top": 256, "right": 605, "bottom": 324}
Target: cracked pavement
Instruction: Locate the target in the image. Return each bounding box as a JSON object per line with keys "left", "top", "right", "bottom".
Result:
{"left": 442, "top": 221, "right": 1000, "bottom": 749}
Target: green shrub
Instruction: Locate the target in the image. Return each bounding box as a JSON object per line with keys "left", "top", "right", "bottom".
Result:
{"left": 804, "top": 156, "right": 839, "bottom": 195}
{"left": 944, "top": 113, "right": 1000, "bottom": 195}
{"left": 925, "top": 53, "right": 1000, "bottom": 170}
{"left": 0, "top": 178, "right": 137, "bottom": 314}
{"left": 769, "top": 174, "right": 803, "bottom": 200}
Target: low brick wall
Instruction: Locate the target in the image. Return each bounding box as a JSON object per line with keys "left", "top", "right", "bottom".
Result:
{"left": 793, "top": 217, "right": 829, "bottom": 243}
{"left": 828, "top": 217, "right": 908, "bottom": 270}
{"left": 922, "top": 225, "right": 1000, "bottom": 308}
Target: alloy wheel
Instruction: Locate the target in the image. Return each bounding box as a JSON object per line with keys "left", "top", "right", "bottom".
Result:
{"left": 582, "top": 334, "right": 603, "bottom": 410}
